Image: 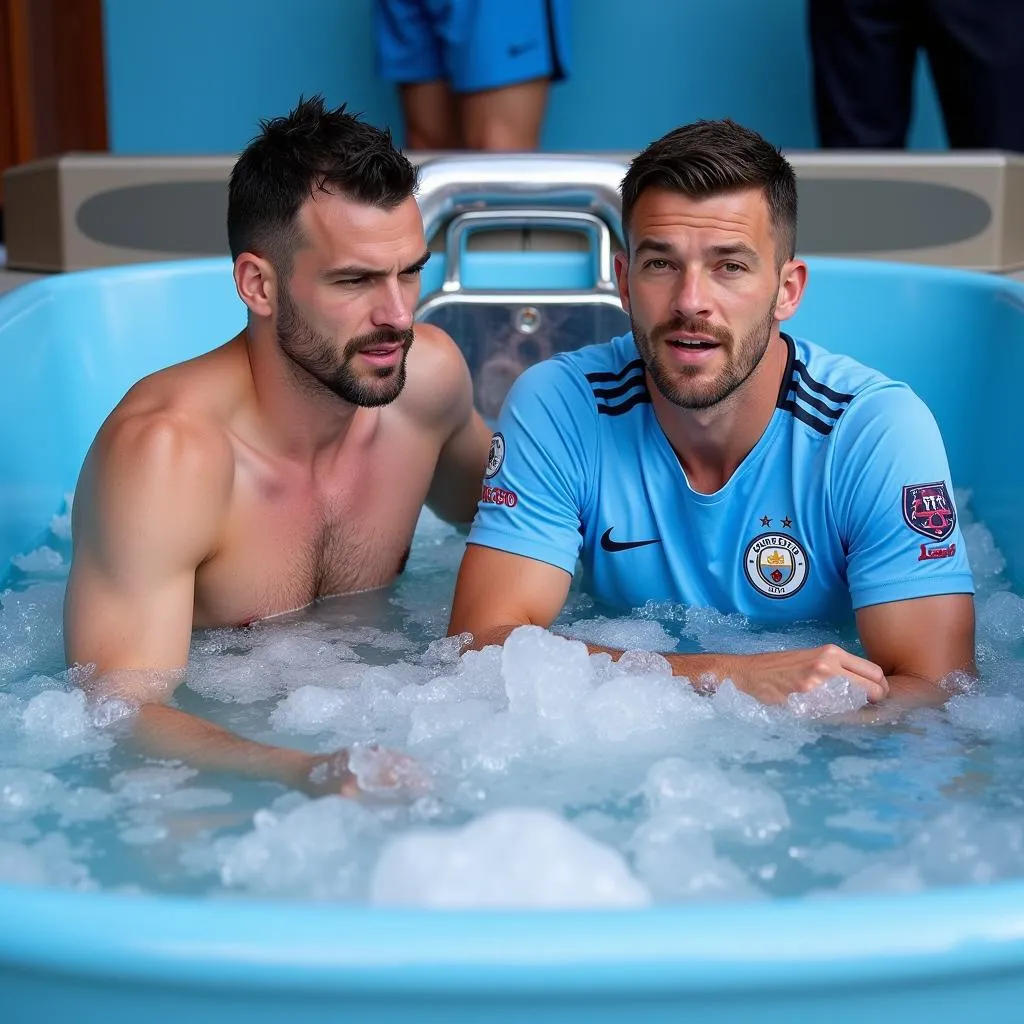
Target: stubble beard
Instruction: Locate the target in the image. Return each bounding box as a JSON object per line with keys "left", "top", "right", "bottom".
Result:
{"left": 632, "top": 300, "right": 778, "bottom": 411}
{"left": 276, "top": 288, "right": 413, "bottom": 408}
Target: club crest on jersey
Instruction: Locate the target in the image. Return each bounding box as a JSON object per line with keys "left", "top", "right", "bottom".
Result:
{"left": 485, "top": 432, "right": 505, "bottom": 479}
{"left": 743, "top": 533, "right": 809, "bottom": 599}
{"left": 902, "top": 481, "right": 955, "bottom": 541}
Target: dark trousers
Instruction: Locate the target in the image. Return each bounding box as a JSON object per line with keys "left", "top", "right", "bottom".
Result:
{"left": 808, "top": 0, "right": 1024, "bottom": 151}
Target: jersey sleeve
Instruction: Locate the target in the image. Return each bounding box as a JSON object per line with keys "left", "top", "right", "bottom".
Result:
{"left": 466, "top": 357, "right": 596, "bottom": 575}
{"left": 829, "top": 383, "right": 975, "bottom": 609}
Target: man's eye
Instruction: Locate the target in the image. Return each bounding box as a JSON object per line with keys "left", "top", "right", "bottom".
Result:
{"left": 721, "top": 262, "right": 745, "bottom": 274}
{"left": 644, "top": 259, "right": 671, "bottom": 270}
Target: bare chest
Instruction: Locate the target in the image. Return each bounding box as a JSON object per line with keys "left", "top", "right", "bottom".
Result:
{"left": 194, "top": 449, "right": 435, "bottom": 626}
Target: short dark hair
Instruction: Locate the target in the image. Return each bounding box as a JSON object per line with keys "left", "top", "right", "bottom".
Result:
{"left": 227, "top": 95, "right": 418, "bottom": 271}
{"left": 620, "top": 119, "right": 797, "bottom": 262}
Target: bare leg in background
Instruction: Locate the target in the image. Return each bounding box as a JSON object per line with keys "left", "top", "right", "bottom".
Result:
{"left": 460, "top": 77, "right": 551, "bottom": 151}
{"left": 399, "top": 79, "right": 461, "bottom": 150}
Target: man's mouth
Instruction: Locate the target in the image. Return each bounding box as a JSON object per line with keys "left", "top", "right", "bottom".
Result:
{"left": 665, "top": 334, "right": 720, "bottom": 351}
{"left": 357, "top": 343, "right": 405, "bottom": 366}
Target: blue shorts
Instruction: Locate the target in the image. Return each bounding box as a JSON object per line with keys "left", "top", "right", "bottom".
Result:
{"left": 373, "top": 0, "right": 571, "bottom": 93}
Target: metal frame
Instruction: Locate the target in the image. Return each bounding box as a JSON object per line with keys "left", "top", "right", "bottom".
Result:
{"left": 439, "top": 208, "right": 618, "bottom": 295}
{"left": 415, "top": 154, "right": 630, "bottom": 249}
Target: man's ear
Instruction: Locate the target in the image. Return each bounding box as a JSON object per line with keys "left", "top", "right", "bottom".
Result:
{"left": 233, "top": 253, "right": 278, "bottom": 318}
{"left": 774, "top": 258, "right": 808, "bottom": 323}
{"left": 614, "top": 250, "right": 631, "bottom": 315}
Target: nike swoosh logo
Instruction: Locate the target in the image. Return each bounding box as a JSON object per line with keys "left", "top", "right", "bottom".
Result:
{"left": 507, "top": 40, "right": 538, "bottom": 57}
{"left": 600, "top": 527, "right": 661, "bottom": 552}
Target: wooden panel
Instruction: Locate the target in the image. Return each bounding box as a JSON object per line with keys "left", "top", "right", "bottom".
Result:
{"left": 0, "top": 2, "right": 12, "bottom": 205}
{"left": 47, "top": 0, "right": 108, "bottom": 153}
{"left": 0, "top": 0, "right": 107, "bottom": 210}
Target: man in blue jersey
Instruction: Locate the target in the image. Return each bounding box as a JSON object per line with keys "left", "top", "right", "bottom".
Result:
{"left": 448, "top": 119, "right": 976, "bottom": 707}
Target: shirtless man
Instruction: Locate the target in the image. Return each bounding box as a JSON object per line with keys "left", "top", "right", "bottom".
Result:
{"left": 64, "top": 96, "right": 491, "bottom": 796}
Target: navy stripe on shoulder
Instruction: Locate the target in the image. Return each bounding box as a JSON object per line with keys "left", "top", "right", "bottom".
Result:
{"left": 778, "top": 399, "right": 835, "bottom": 435}
{"left": 597, "top": 391, "right": 652, "bottom": 416}
{"left": 790, "top": 380, "right": 844, "bottom": 420}
{"left": 591, "top": 374, "right": 646, "bottom": 401}
{"left": 793, "top": 359, "right": 854, "bottom": 404}
{"left": 774, "top": 332, "right": 797, "bottom": 408}
{"left": 586, "top": 358, "right": 644, "bottom": 384}
{"left": 776, "top": 340, "right": 853, "bottom": 435}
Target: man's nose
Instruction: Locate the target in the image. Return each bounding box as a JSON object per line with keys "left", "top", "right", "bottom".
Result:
{"left": 671, "top": 268, "right": 714, "bottom": 322}
{"left": 371, "top": 279, "right": 413, "bottom": 331}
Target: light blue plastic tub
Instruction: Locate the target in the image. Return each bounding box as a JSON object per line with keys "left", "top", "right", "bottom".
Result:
{"left": 1, "top": 255, "right": 1024, "bottom": 1022}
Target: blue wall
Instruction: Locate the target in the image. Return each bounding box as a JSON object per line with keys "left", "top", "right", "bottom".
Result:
{"left": 102, "top": 0, "right": 947, "bottom": 156}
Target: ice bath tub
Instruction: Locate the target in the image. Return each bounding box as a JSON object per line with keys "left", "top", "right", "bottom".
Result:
{"left": 1, "top": 254, "right": 1024, "bottom": 1022}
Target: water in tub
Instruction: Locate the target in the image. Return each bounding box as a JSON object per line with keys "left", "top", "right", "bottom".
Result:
{"left": 0, "top": 490, "right": 1021, "bottom": 907}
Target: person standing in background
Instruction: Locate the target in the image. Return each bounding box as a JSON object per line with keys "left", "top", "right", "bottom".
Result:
{"left": 373, "top": 0, "right": 571, "bottom": 151}
{"left": 808, "top": 0, "right": 1024, "bottom": 152}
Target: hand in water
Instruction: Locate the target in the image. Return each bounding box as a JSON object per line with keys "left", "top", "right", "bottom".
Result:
{"left": 304, "top": 744, "right": 431, "bottom": 801}
{"left": 727, "top": 644, "right": 888, "bottom": 705}
{"left": 823, "top": 702, "right": 909, "bottom": 726}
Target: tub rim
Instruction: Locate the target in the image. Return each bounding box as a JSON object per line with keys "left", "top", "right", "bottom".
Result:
{"left": 2, "top": 875, "right": 1024, "bottom": 993}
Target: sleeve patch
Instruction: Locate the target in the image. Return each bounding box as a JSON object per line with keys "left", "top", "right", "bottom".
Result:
{"left": 485, "top": 432, "right": 505, "bottom": 478}
{"left": 902, "top": 481, "right": 956, "bottom": 541}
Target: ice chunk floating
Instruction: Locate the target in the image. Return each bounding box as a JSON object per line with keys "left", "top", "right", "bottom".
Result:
{"left": 1, "top": 254, "right": 1024, "bottom": 1020}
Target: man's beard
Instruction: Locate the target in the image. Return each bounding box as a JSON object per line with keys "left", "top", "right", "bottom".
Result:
{"left": 632, "top": 300, "right": 777, "bottom": 411}
{"left": 276, "top": 289, "right": 414, "bottom": 408}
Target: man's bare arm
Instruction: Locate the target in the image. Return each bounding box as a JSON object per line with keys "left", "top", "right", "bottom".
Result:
{"left": 429, "top": 405, "right": 492, "bottom": 525}
{"left": 65, "top": 411, "right": 230, "bottom": 675}
{"left": 411, "top": 325, "right": 491, "bottom": 524}
{"left": 448, "top": 545, "right": 889, "bottom": 704}
{"left": 64, "top": 411, "right": 353, "bottom": 795}
{"left": 856, "top": 593, "right": 976, "bottom": 707}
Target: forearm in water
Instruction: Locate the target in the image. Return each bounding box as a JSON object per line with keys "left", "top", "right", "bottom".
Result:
{"left": 131, "top": 703, "right": 315, "bottom": 789}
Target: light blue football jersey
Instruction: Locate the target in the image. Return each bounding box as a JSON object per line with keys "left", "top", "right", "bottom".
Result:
{"left": 468, "top": 332, "right": 975, "bottom": 624}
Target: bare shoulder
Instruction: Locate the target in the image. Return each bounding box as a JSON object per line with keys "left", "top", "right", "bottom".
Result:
{"left": 96, "top": 402, "right": 234, "bottom": 483}
{"left": 401, "top": 323, "right": 474, "bottom": 428}
{"left": 75, "top": 390, "right": 236, "bottom": 560}
{"left": 85, "top": 340, "right": 245, "bottom": 505}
